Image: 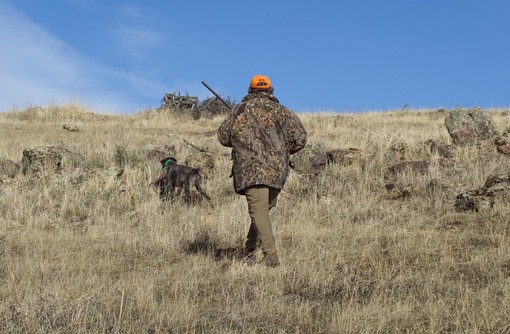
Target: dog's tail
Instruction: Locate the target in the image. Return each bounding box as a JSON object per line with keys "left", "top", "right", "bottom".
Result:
{"left": 197, "top": 185, "right": 211, "bottom": 200}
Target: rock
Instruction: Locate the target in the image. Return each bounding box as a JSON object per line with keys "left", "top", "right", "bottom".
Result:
{"left": 455, "top": 190, "right": 494, "bottom": 212}
{"left": 63, "top": 124, "right": 79, "bottom": 132}
{"left": 139, "top": 144, "right": 177, "bottom": 161}
{"left": 445, "top": 108, "right": 497, "bottom": 145}
{"left": 497, "top": 144, "right": 510, "bottom": 156}
{"left": 387, "top": 161, "right": 430, "bottom": 175}
{"left": 326, "top": 148, "right": 361, "bottom": 166}
{"left": 493, "top": 135, "right": 510, "bottom": 156}
{"left": 184, "top": 151, "right": 217, "bottom": 170}
{"left": 483, "top": 174, "right": 510, "bottom": 191}
{"left": 292, "top": 144, "right": 361, "bottom": 174}
{"left": 455, "top": 173, "right": 510, "bottom": 211}
{"left": 384, "top": 183, "right": 412, "bottom": 200}
{"left": 291, "top": 143, "right": 328, "bottom": 173}
{"left": 21, "top": 146, "right": 80, "bottom": 175}
{"left": 424, "top": 139, "right": 455, "bottom": 158}
{"left": 437, "top": 158, "right": 455, "bottom": 168}
{"left": 0, "top": 159, "right": 20, "bottom": 178}
{"left": 309, "top": 152, "right": 328, "bottom": 169}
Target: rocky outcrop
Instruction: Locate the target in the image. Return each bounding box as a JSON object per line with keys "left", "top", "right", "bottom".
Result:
{"left": 445, "top": 108, "right": 497, "bottom": 145}
{"left": 21, "top": 146, "right": 81, "bottom": 175}
{"left": 455, "top": 173, "right": 510, "bottom": 211}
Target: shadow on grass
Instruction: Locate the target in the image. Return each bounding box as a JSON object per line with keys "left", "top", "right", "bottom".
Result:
{"left": 181, "top": 231, "right": 244, "bottom": 262}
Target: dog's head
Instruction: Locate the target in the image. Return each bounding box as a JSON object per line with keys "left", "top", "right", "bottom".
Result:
{"left": 154, "top": 157, "right": 177, "bottom": 199}
{"left": 160, "top": 157, "right": 177, "bottom": 168}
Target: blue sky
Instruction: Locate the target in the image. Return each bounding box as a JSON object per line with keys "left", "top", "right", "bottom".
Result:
{"left": 1, "top": 0, "right": 509, "bottom": 114}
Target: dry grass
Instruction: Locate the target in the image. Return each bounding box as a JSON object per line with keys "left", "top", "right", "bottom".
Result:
{"left": 1, "top": 105, "right": 510, "bottom": 333}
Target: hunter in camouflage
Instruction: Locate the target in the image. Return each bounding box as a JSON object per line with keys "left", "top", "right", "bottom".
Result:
{"left": 218, "top": 75, "right": 307, "bottom": 267}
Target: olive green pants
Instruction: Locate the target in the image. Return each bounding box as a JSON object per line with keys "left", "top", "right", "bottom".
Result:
{"left": 244, "top": 185, "right": 280, "bottom": 252}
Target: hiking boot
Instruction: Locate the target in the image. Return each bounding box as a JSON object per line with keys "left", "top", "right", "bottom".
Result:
{"left": 263, "top": 250, "right": 280, "bottom": 268}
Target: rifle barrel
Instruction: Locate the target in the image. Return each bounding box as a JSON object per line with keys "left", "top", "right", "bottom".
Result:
{"left": 201, "top": 81, "right": 232, "bottom": 110}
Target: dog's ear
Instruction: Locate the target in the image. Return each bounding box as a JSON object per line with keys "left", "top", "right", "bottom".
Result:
{"left": 160, "top": 157, "right": 177, "bottom": 166}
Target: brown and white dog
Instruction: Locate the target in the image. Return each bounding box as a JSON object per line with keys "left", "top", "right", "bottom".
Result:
{"left": 153, "top": 157, "right": 211, "bottom": 203}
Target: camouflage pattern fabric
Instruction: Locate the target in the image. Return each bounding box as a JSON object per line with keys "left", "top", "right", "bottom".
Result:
{"left": 218, "top": 91, "right": 307, "bottom": 194}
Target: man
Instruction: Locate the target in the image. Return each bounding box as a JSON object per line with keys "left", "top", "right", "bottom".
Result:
{"left": 217, "top": 75, "right": 307, "bottom": 267}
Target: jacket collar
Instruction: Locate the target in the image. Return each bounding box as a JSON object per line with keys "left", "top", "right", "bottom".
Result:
{"left": 241, "top": 91, "right": 280, "bottom": 104}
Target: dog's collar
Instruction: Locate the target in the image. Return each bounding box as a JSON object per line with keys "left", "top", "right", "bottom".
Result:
{"left": 163, "top": 159, "right": 176, "bottom": 170}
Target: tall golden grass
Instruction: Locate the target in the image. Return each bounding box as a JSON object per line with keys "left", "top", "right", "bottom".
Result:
{"left": 1, "top": 104, "right": 510, "bottom": 333}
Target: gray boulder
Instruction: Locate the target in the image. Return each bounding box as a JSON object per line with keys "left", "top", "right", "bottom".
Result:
{"left": 445, "top": 108, "right": 497, "bottom": 145}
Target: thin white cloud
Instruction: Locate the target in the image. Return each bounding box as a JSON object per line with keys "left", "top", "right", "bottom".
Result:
{"left": 110, "top": 4, "right": 165, "bottom": 59}
{"left": 0, "top": 1, "right": 162, "bottom": 113}
{"left": 111, "top": 25, "right": 165, "bottom": 58}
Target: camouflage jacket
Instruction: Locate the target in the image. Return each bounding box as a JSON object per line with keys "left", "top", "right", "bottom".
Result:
{"left": 218, "top": 91, "right": 307, "bottom": 194}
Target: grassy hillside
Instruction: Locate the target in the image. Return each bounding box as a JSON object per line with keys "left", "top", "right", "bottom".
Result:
{"left": 1, "top": 105, "right": 510, "bottom": 333}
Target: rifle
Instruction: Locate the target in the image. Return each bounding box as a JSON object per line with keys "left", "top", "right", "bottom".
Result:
{"left": 201, "top": 81, "right": 295, "bottom": 169}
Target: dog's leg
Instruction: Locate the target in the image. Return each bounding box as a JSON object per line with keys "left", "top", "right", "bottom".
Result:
{"left": 183, "top": 180, "right": 194, "bottom": 204}
{"left": 154, "top": 176, "right": 169, "bottom": 200}
{"left": 196, "top": 182, "right": 211, "bottom": 201}
{"left": 167, "top": 179, "right": 178, "bottom": 200}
